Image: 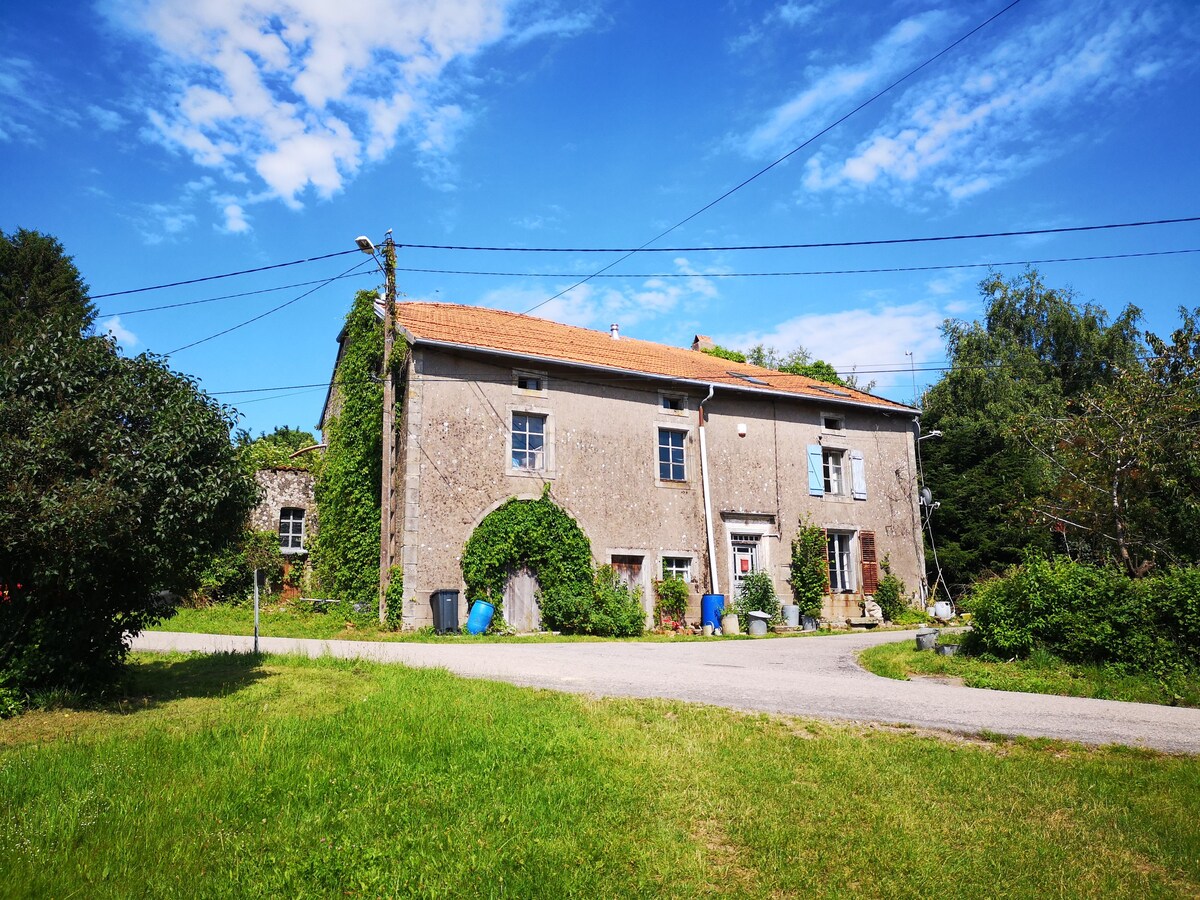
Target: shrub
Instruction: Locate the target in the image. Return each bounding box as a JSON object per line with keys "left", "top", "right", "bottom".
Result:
{"left": 789, "top": 519, "right": 827, "bottom": 617}
{"left": 653, "top": 577, "right": 689, "bottom": 627}
{"left": 193, "top": 531, "right": 285, "bottom": 606}
{"left": 540, "top": 565, "right": 646, "bottom": 637}
{"left": 964, "top": 557, "right": 1199, "bottom": 679}
{"left": 735, "top": 570, "right": 780, "bottom": 628}
{"left": 873, "top": 567, "right": 907, "bottom": 622}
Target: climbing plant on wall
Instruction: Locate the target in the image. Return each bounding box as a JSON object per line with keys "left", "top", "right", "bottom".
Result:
{"left": 314, "top": 290, "right": 385, "bottom": 612}
{"left": 460, "top": 489, "right": 593, "bottom": 625}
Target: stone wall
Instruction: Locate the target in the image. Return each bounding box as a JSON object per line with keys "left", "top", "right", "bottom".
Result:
{"left": 392, "top": 347, "right": 924, "bottom": 629}
{"left": 251, "top": 467, "right": 317, "bottom": 547}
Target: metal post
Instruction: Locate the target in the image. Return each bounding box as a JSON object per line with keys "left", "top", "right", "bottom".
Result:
{"left": 253, "top": 567, "right": 260, "bottom": 654}
{"left": 379, "top": 234, "right": 398, "bottom": 624}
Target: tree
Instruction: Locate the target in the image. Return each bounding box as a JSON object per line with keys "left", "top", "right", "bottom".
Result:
{"left": 1022, "top": 307, "right": 1200, "bottom": 575}
{"left": 919, "top": 269, "right": 1143, "bottom": 593}
{"left": 719, "top": 342, "right": 855, "bottom": 388}
{"left": 0, "top": 232, "right": 256, "bottom": 697}
{"left": 0, "top": 228, "right": 95, "bottom": 349}
{"left": 237, "top": 425, "right": 321, "bottom": 472}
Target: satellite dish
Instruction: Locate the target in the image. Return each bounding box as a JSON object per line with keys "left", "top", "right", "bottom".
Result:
{"left": 920, "top": 487, "right": 933, "bottom": 507}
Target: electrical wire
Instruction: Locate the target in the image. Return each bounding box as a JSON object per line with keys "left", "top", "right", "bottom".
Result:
{"left": 167, "top": 256, "right": 376, "bottom": 355}
{"left": 91, "top": 249, "right": 361, "bottom": 299}
{"left": 390, "top": 248, "right": 1200, "bottom": 280}
{"left": 521, "top": 0, "right": 1027, "bottom": 314}
{"left": 401, "top": 217, "right": 1200, "bottom": 254}
{"left": 106, "top": 271, "right": 376, "bottom": 316}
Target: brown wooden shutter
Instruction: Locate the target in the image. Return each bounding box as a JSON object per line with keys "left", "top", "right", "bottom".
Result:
{"left": 860, "top": 530, "right": 879, "bottom": 594}
{"left": 822, "top": 528, "right": 831, "bottom": 594}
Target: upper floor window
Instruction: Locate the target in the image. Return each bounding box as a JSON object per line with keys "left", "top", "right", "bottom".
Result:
{"left": 660, "top": 393, "right": 687, "bottom": 414}
{"left": 658, "top": 428, "right": 686, "bottom": 481}
{"left": 513, "top": 369, "right": 547, "bottom": 395}
{"left": 822, "top": 414, "right": 844, "bottom": 432}
{"left": 823, "top": 449, "right": 845, "bottom": 495}
{"left": 279, "top": 507, "right": 305, "bottom": 552}
{"left": 511, "top": 412, "right": 546, "bottom": 471}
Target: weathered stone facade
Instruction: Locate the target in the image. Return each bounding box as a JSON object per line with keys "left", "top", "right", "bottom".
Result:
{"left": 387, "top": 347, "right": 925, "bottom": 629}
{"left": 251, "top": 467, "right": 317, "bottom": 551}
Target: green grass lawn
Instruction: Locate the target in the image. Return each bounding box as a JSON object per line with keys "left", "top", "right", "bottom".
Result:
{"left": 859, "top": 637, "right": 1200, "bottom": 708}
{"left": 3, "top": 653, "right": 1199, "bottom": 898}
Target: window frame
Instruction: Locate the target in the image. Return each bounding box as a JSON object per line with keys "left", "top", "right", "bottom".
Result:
{"left": 656, "top": 426, "right": 688, "bottom": 484}
{"left": 822, "top": 448, "right": 846, "bottom": 496}
{"left": 279, "top": 507, "right": 306, "bottom": 554}
{"left": 661, "top": 556, "right": 693, "bottom": 582}
{"left": 510, "top": 410, "right": 548, "bottom": 473}
{"left": 659, "top": 391, "right": 689, "bottom": 416}
{"left": 512, "top": 368, "right": 548, "bottom": 397}
{"left": 826, "top": 530, "right": 855, "bottom": 593}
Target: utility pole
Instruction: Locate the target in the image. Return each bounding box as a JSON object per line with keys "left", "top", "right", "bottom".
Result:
{"left": 379, "top": 233, "right": 398, "bottom": 624}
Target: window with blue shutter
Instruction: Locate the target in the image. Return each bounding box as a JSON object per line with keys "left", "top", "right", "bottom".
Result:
{"left": 807, "top": 444, "right": 824, "bottom": 496}
{"left": 850, "top": 449, "right": 867, "bottom": 500}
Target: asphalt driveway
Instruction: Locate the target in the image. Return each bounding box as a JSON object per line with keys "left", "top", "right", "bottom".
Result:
{"left": 132, "top": 629, "right": 1200, "bottom": 754}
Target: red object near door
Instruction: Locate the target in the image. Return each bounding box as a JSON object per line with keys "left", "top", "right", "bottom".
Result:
{"left": 740, "top": 558, "right": 749, "bottom": 572}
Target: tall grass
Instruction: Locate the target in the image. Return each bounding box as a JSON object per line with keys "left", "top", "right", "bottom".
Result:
{"left": 2, "top": 652, "right": 1198, "bottom": 898}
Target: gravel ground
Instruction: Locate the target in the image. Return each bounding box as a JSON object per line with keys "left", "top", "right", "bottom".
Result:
{"left": 132, "top": 629, "right": 1200, "bottom": 754}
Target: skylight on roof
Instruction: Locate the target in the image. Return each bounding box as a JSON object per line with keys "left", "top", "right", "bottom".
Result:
{"left": 818, "top": 386, "right": 852, "bottom": 397}
{"left": 727, "top": 370, "right": 769, "bottom": 386}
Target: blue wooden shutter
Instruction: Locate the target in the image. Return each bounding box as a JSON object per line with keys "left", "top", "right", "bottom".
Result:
{"left": 850, "top": 449, "right": 867, "bottom": 500}
{"left": 807, "top": 445, "right": 824, "bottom": 496}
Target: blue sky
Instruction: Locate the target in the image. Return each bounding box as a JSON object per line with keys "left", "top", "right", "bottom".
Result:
{"left": 3, "top": 0, "right": 1198, "bottom": 437}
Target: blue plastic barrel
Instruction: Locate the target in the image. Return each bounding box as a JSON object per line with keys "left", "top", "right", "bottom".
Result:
{"left": 466, "top": 599, "right": 495, "bottom": 635}
{"left": 701, "top": 594, "right": 724, "bottom": 631}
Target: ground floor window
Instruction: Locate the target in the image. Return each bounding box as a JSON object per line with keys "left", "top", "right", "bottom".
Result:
{"left": 279, "top": 507, "right": 305, "bottom": 552}
{"left": 662, "top": 556, "right": 692, "bottom": 581}
{"left": 827, "top": 531, "right": 854, "bottom": 592}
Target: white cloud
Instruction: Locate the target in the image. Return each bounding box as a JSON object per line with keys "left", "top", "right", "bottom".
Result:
{"left": 101, "top": 315, "right": 139, "bottom": 349}
{"left": 221, "top": 202, "right": 250, "bottom": 234}
{"left": 479, "top": 258, "right": 721, "bottom": 331}
{"left": 100, "top": 0, "right": 594, "bottom": 220}
{"left": 87, "top": 104, "right": 127, "bottom": 132}
{"left": 787, "top": 1, "right": 1193, "bottom": 203}
{"left": 730, "top": 2, "right": 823, "bottom": 53}
{"left": 720, "top": 301, "right": 948, "bottom": 377}
{"left": 741, "top": 10, "right": 948, "bottom": 155}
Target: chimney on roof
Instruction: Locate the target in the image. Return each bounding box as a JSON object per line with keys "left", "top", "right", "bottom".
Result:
{"left": 692, "top": 334, "right": 714, "bottom": 351}
{"left": 610, "top": 323, "right": 620, "bottom": 340}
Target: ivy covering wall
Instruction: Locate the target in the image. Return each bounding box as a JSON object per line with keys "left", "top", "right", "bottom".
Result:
{"left": 460, "top": 491, "right": 593, "bottom": 623}
{"left": 314, "top": 290, "right": 384, "bottom": 611}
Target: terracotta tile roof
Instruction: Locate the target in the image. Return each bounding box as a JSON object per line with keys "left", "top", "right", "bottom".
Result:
{"left": 394, "top": 302, "right": 913, "bottom": 412}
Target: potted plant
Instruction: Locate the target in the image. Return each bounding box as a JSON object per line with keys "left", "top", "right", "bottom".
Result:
{"left": 719, "top": 605, "right": 740, "bottom": 636}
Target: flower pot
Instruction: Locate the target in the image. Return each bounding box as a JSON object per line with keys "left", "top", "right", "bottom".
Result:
{"left": 721, "top": 613, "right": 740, "bottom": 636}
{"left": 801, "top": 615, "right": 818, "bottom": 632}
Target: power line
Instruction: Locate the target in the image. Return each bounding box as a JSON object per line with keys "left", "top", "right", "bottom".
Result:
{"left": 400, "top": 217, "right": 1200, "bottom": 254}
{"left": 106, "top": 271, "right": 375, "bottom": 316}
{"left": 91, "top": 249, "right": 360, "bottom": 299}
{"left": 167, "top": 256, "right": 376, "bottom": 355}
{"left": 390, "top": 248, "right": 1200, "bottom": 280}
{"left": 521, "top": 0, "right": 1027, "bottom": 314}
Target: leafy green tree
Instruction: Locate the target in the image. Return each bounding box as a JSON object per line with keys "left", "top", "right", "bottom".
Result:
{"left": 0, "top": 232, "right": 256, "bottom": 696}
{"left": 719, "top": 342, "right": 853, "bottom": 388}
{"left": 1022, "top": 307, "right": 1200, "bottom": 575}
{"left": 237, "top": 425, "right": 321, "bottom": 472}
{"left": 920, "top": 269, "right": 1143, "bottom": 593}
{"left": 0, "top": 228, "right": 94, "bottom": 349}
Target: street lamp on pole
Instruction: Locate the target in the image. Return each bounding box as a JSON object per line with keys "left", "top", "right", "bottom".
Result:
{"left": 358, "top": 232, "right": 398, "bottom": 624}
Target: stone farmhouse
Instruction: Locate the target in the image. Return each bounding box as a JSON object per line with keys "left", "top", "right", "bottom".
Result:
{"left": 323, "top": 302, "right": 926, "bottom": 630}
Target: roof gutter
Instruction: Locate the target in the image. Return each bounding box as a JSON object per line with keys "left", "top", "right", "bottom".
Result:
{"left": 698, "top": 384, "right": 720, "bottom": 598}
